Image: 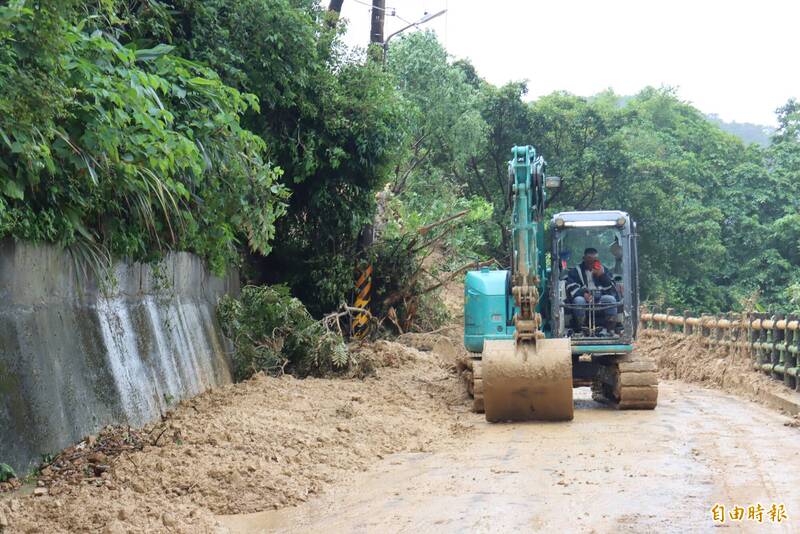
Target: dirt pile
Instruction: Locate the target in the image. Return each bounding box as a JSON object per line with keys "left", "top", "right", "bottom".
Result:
{"left": 638, "top": 329, "right": 795, "bottom": 409}
{"left": 1, "top": 340, "right": 470, "bottom": 534}
{"left": 35, "top": 426, "right": 156, "bottom": 493}
{"left": 0, "top": 480, "right": 20, "bottom": 495}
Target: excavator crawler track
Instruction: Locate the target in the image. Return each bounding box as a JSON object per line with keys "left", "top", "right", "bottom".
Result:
{"left": 472, "top": 359, "right": 484, "bottom": 413}
{"left": 592, "top": 351, "right": 658, "bottom": 409}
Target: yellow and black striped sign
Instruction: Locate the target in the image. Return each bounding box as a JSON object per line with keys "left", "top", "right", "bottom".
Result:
{"left": 352, "top": 264, "right": 372, "bottom": 339}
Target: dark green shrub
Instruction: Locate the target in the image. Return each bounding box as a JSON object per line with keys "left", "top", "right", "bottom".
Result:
{"left": 217, "top": 285, "right": 354, "bottom": 380}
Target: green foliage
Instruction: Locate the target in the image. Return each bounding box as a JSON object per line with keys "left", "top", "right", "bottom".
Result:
{"left": 217, "top": 285, "right": 355, "bottom": 380}
{"left": 0, "top": 462, "right": 15, "bottom": 482}
{"left": 788, "top": 283, "right": 800, "bottom": 313}
{"left": 385, "top": 32, "right": 493, "bottom": 267}
{"left": 128, "top": 0, "right": 407, "bottom": 314}
{"left": 2, "top": 3, "right": 796, "bottom": 321}
{"left": 0, "top": 1, "right": 287, "bottom": 272}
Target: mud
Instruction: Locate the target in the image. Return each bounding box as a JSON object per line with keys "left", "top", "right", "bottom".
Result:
{"left": 219, "top": 382, "right": 800, "bottom": 533}
{"left": 3, "top": 316, "right": 799, "bottom": 533}
{"left": 0, "top": 340, "right": 468, "bottom": 533}
{"left": 638, "top": 329, "right": 798, "bottom": 411}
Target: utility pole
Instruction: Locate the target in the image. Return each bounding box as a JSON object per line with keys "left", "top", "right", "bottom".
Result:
{"left": 370, "top": 0, "right": 385, "bottom": 44}
{"left": 353, "top": 2, "right": 385, "bottom": 338}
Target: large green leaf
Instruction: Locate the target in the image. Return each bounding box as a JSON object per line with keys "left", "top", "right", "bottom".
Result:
{"left": 0, "top": 463, "right": 15, "bottom": 482}
{"left": 134, "top": 44, "right": 175, "bottom": 62}
{"left": 1, "top": 179, "right": 24, "bottom": 200}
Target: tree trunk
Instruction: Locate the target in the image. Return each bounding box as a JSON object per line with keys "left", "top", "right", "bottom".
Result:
{"left": 370, "top": 0, "right": 385, "bottom": 44}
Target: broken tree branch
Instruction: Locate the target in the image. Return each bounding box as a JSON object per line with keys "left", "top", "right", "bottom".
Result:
{"left": 416, "top": 209, "right": 469, "bottom": 237}
{"left": 417, "top": 259, "right": 498, "bottom": 297}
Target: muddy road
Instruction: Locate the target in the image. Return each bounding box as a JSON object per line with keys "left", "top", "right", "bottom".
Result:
{"left": 222, "top": 382, "right": 800, "bottom": 534}
{"left": 4, "top": 335, "right": 799, "bottom": 533}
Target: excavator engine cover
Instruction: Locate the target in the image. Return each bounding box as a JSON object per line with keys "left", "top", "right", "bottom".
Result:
{"left": 482, "top": 338, "right": 573, "bottom": 422}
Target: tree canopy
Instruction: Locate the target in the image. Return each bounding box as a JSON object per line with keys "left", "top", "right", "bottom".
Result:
{"left": 0, "top": 3, "right": 796, "bottom": 315}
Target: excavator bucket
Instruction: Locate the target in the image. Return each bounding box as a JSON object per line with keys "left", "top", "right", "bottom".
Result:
{"left": 482, "top": 338, "right": 573, "bottom": 422}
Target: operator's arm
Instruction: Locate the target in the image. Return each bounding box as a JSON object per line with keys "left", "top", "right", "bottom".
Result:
{"left": 594, "top": 266, "right": 617, "bottom": 295}
{"left": 565, "top": 268, "right": 585, "bottom": 301}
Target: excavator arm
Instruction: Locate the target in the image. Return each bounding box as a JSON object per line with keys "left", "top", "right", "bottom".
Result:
{"left": 481, "top": 146, "right": 574, "bottom": 422}
{"left": 508, "top": 146, "right": 545, "bottom": 343}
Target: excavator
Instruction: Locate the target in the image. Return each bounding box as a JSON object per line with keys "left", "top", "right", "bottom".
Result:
{"left": 463, "top": 145, "right": 658, "bottom": 421}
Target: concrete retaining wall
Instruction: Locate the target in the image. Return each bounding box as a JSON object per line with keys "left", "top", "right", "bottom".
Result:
{"left": 0, "top": 240, "right": 238, "bottom": 474}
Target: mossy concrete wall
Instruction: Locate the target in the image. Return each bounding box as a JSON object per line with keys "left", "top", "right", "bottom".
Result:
{"left": 0, "top": 240, "right": 237, "bottom": 474}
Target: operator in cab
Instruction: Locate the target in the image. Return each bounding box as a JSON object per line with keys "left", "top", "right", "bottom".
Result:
{"left": 565, "top": 247, "right": 619, "bottom": 335}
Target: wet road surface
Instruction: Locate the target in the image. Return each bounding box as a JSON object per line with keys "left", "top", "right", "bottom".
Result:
{"left": 220, "top": 382, "right": 800, "bottom": 533}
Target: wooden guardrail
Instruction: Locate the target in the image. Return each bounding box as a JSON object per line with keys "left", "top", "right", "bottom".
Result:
{"left": 640, "top": 309, "right": 799, "bottom": 394}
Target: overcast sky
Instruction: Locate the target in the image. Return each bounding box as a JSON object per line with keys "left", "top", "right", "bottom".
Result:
{"left": 340, "top": 0, "right": 799, "bottom": 126}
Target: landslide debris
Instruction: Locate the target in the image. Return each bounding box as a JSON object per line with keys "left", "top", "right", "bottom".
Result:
{"left": 638, "top": 329, "right": 797, "bottom": 411}
{"left": 1, "top": 339, "right": 470, "bottom": 534}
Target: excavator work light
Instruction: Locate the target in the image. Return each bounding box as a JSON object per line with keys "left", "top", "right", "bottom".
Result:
{"left": 545, "top": 176, "right": 562, "bottom": 189}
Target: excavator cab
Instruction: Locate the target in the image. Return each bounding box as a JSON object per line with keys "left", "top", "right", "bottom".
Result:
{"left": 549, "top": 211, "right": 640, "bottom": 345}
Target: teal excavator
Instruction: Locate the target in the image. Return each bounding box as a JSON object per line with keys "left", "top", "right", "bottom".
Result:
{"left": 463, "top": 145, "right": 658, "bottom": 422}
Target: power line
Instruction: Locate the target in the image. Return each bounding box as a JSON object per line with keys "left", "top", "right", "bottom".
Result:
{"left": 351, "top": 0, "right": 398, "bottom": 17}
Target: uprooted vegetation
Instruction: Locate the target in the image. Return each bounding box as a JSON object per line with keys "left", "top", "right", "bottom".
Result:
{"left": 217, "top": 285, "right": 363, "bottom": 380}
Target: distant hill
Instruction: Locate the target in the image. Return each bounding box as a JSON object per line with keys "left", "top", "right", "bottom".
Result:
{"left": 594, "top": 93, "right": 774, "bottom": 146}
{"left": 705, "top": 114, "right": 774, "bottom": 146}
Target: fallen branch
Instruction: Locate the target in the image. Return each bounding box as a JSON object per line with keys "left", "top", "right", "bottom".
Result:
{"left": 322, "top": 304, "right": 375, "bottom": 336}
{"left": 386, "top": 307, "right": 404, "bottom": 334}
{"left": 383, "top": 259, "right": 498, "bottom": 308}
{"left": 418, "top": 259, "right": 499, "bottom": 295}
{"left": 416, "top": 209, "right": 469, "bottom": 237}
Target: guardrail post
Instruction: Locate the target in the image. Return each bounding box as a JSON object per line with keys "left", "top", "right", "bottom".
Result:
{"left": 757, "top": 313, "right": 768, "bottom": 374}
{"left": 766, "top": 314, "right": 777, "bottom": 378}
{"left": 788, "top": 314, "right": 799, "bottom": 392}
{"left": 708, "top": 313, "right": 716, "bottom": 347}
{"left": 722, "top": 312, "right": 733, "bottom": 357}
{"left": 780, "top": 315, "right": 794, "bottom": 389}
{"left": 772, "top": 313, "right": 784, "bottom": 382}
{"left": 748, "top": 312, "right": 758, "bottom": 371}
{"left": 738, "top": 312, "right": 748, "bottom": 356}
{"left": 683, "top": 310, "right": 691, "bottom": 335}
{"left": 700, "top": 313, "right": 709, "bottom": 346}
